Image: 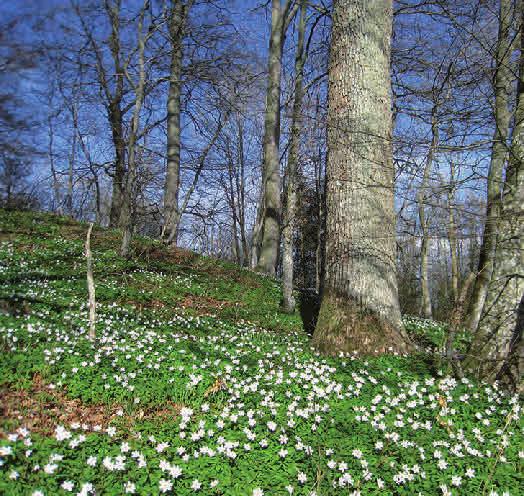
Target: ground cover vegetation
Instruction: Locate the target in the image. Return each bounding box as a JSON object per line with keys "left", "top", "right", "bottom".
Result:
{"left": 0, "top": 211, "right": 522, "bottom": 496}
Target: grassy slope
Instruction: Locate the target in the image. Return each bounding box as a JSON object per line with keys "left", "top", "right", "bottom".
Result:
{"left": 0, "top": 210, "right": 522, "bottom": 496}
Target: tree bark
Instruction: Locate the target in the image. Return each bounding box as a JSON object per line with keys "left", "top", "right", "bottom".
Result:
{"left": 418, "top": 107, "right": 438, "bottom": 319}
{"left": 85, "top": 223, "right": 96, "bottom": 340}
{"left": 312, "top": 0, "right": 412, "bottom": 355}
{"left": 48, "top": 114, "right": 62, "bottom": 215}
{"left": 162, "top": 0, "right": 190, "bottom": 245}
{"left": 465, "top": 0, "right": 513, "bottom": 333}
{"left": 119, "top": 3, "right": 149, "bottom": 256}
{"left": 282, "top": 0, "right": 306, "bottom": 313}
{"left": 465, "top": 1, "right": 524, "bottom": 384}
{"left": 105, "top": 0, "right": 127, "bottom": 228}
{"left": 250, "top": 182, "right": 264, "bottom": 269}
{"left": 447, "top": 162, "right": 459, "bottom": 304}
{"left": 236, "top": 118, "right": 249, "bottom": 265}
{"left": 256, "top": 0, "right": 287, "bottom": 276}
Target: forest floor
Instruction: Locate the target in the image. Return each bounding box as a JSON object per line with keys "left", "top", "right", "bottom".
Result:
{"left": 0, "top": 209, "right": 522, "bottom": 496}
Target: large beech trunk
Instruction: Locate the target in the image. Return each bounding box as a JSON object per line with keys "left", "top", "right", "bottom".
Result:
{"left": 312, "top": 0, "right": 412, "bottom": 355}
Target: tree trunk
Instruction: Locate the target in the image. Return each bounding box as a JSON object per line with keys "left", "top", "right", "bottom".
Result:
{"left": 119, "top": 4, "right": 148, "bottom": 256}
{"left": 312, "top": 0, "right": 412, "bottom": 355}
{"left": 256, "top": 0, "right": 286, "bottom": 276}
{"left": 85, "top": 223, "right": 96, "bottom": 340}
{"left": 465, "top": 0, "right": 513, "bottom": 333}
{"left": 162, "top": 0, "right": 188, "bottom": 245}
{"left": 282, "top": 0, "right": 306, "bottom": 313}
{"left": 496, "top": 294, "right": 523, "bottom": 393}
{"left": 48, "top": 114, "right": 62, "bottom": 215}
{"left": 108, "top": 102, "right": 126, "bottom": 227}
{"left": 250, "top": 181, "right": 265, "bottom": 269}
{"left": 447, "top": 162, "right": 459, "bottom": 304}
{"left": 106, "top": 0, "right": 126, "bottom": 228}
{"left": 418, "top": 108, "right": 438, "bottom": 319}
{"left": 67, "top": 104, "right": 77, "bottom": 217}
{"left": 237, "top": 118, "right": 249, "bottom": 265}
{"left": 465, "top": 1, "right": 524, "bottom": 384}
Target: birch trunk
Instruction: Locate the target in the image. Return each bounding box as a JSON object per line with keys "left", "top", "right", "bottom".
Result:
{"left": 282, "top": 0, "right": 306, "bottom": 313}
{"left": 312, "top": 0, "right": 412, "bottom": 355}
{"left": 465, "top": 0, "right": 513, "bottom": 332}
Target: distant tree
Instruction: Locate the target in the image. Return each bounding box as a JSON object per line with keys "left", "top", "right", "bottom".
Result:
{"left": 0, "top": 155, "right": 33, "bottom": 209}
{"left": 0, "top": 17, "right": 38, "bottom": 210}
{"left": 312, "top": 0, "right": 412, "bottom": 354}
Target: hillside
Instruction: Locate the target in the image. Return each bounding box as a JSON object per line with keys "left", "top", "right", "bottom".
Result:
{"left": 0, "top": 210, "right": 522, "bottom": 495}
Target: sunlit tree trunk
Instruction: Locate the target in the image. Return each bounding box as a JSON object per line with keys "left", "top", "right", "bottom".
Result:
{"left": 162, "top": 0, "right": 190, "bottom": 245}
{"left": 447, "top": 162, "right": 459, "bottom": 304}
{"left": 465, "top": 0, "right": 513, "bottom": 332}
{"left": 256, "top": 0, "right": 293, "bottom": 276}
{"left": 418, "top": 107, "right": 438, "bottom": 319}
{"left": 313, "top": 0, "right": 412, "bottom": 355}
{"left": 282, "top": 0, "right": 306, "bottom": 313}
{"left": 120, "top": 3, "right": 149, "bottom": 256}
{"left": 466, "top": 2, "right": 524, "bottom": 386}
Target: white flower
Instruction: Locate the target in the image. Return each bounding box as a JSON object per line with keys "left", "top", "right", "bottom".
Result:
{"left": 61, "top": 481, "right": 74, "bottom": 491}
{"left": 191, "top": 479, "right": 202, "bottom": 491}
{"left": 156, "top": 442, "right": 169, "bottom": 453}
{"left": 298, "top": 472, "right": 307, "bottom": 484}
{"left": 169, "top": 465, "right": 183, "bottom": 478}
{"left": 32, "top": 491, "right": 45, "bottom": 496}
{"left": 55, "top": 425, "right": 71, "bottom": 441}
{"left": 0, "top": 446, "right": 13, "bottom": 456}
{"left": 124, "top": 482, "right": 136, "bottom": 494}
{"left": 44, "top": 463, "right": 58, "bottom": 474}
{"left": 87, "top": 456, "right": 97, "bottom": 467}
{"left": 451, "top": 476, "right": 462, "bottom": 487}
{"left": 253, "top": 489, "right": 264, "bottom": 496}
{"left": 159, "top": 479, "right": 172, "bottom": 493}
